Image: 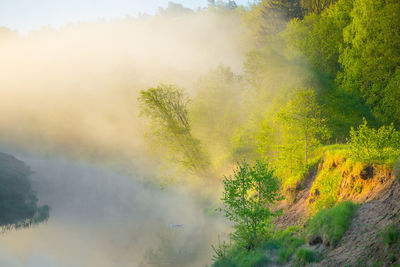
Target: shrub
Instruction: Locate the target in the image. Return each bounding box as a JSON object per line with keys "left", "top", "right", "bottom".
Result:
{"left": 379, "top": 223, "right": 400, "bottom": 247}
{"left": 212, "top": 246, "right": 269, "bottom": 267}
{"left": 347, "top": 118, "right": 400, "bottom": 164}
{"left": 267, "top": 226, "right": 305, "bottom": 264}
{"left": 294, "top": 248, "right": 315, "bottom": 266}
{"left": 305, "top": 201, "right": 358, "bottom": 247}
{"left": 220, "top": 160, "right": 282, "bottom": 249}
{"left": 394, "top": 159, "right": 400, "bottom": 182}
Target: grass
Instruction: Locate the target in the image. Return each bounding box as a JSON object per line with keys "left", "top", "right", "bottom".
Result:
{"left": 379, "top": 223, "right": 400, "bottom": 247}
{"left": 294, "top": 248, "right": 315, "bottom": 266}
{"left": 395, "top": 159, "right": 400, "bottom": 182}
{"left": 309, "top": 166, "right": 342, "bottom": 211}
{"left": 212, "top": 245, "right": 269, "bottom": 267}
{"left": 305, "top": 201, "right": 358, "bottom": 247}
{"left": 262, "top": 226, "right": 305, "bottom": 264}
{"left": 307, "top": 145, "right": 350, "bottom": 212}
{"left": 282, "top": 155, "right": 322, "bottom": 202}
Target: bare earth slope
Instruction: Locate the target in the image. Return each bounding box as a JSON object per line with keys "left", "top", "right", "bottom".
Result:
{"left": 316, "top": 178, "right": 400, "bottom": 267}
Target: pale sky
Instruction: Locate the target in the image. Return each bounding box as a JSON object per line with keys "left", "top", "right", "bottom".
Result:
{"left": 0, "top": 0, "right": 251, "bottom": 33}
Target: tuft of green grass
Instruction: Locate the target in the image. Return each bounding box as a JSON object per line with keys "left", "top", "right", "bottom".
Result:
{"left": 394, "top": 159, "right": 400, "bottom": 182}
{"left": 283, "top": 157, "right": 321, "bottom": 202}
{"left": 379, "top": 223, "right": 400, "bottom": 247}
{"left": 212, "top": 246, "right": 269, "bottom": 267}
{"left": 265, "top": 226, "right": 305, "bottom": 264}
{"left": 309, "top": 167, "right": 342, "bottom": 212}
{"left": 305, "top": 201, "right": 358, "bottom": 247}
{"left": 294, "top": 248, "right": 315, "bottom": 266}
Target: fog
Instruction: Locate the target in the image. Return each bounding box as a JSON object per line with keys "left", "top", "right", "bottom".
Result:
{"left": 0, "top": 8, "right": 243, "bottom": 166}
{"left": 0, "top": 149, "right": 228, "bottom": 266}
{"left": 0, "top": 7, "right": 242, "bottom": 267}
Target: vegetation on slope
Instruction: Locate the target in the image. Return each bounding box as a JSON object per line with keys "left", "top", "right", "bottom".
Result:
{"left": 134, "top": 0, "right": 400, "bottom": 265}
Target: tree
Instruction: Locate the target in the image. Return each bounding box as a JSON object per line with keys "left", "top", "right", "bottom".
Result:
{"left": 301, "top": 0, "right": 337, "bottom": 15}
{"left": 240, "top": 0, "right": 303, "bottom": 46}
{"left": 190, "top": 65, "right": 243, "bottom": 165}
{"left": 221, "top": 160, "right": 282, "bottom": 249}
{"left": 0, "top": 153, "right": 49, "bottom": 231}
{"left": 339, "top": 0, "right": 400, "bottom": 126}
{"left": 347, "top": 119, "right": 400, "bottom": 164}
{"left": 138, "top": 84, "right": 209, "bottom": 173}
{"left": 275, "top": 88, "right": 328, "bottom": 168}
{"left": 284, "top": 0, "right": 353, "bottom": 76}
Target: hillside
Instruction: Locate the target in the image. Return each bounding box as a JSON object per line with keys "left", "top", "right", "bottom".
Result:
{"left": 271, "top": 147, "right": 400, "bottom": 266}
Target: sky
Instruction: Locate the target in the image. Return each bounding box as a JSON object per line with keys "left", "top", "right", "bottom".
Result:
{"left": 0, "top": 0, "right": 251, "bottom": 33}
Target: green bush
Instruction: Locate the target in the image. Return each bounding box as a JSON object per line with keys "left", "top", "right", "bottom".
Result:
{"left": 212, "top": 246, "right": 269, "bottom": 267}
{"left": 220, "top": 160, "right": 282, "bottom": 249}
{"left": 379, "top": 223, "right": 400, "bottom": 247}
{"left": 294, "top": 248, "right": 315, "bottom": 266}
{"left": 305, "top": 201, "right": 358, "bottom": 247}
{"left": 348, "top": 119, "right": 400, "bottom": 164}
{"left": 394, "top": 159, "right": 400, "bottom": 182}
{"left": 265, "top": 227, "right": 305, "bottom": 264}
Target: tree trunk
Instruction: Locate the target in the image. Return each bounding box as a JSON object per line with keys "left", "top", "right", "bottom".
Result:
{"left": 305, "top": 131, "right": 308, "bottom": 166}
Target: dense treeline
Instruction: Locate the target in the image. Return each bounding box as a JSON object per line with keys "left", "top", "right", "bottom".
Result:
{"left": 140, "top": 0, "right": 399, "bottom": 181}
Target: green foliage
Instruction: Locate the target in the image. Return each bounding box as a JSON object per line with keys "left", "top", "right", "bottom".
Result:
{"left": 268, "top": 227, "right": 305, "bottom": 263}
{"left": 395, "top": 159, "right": 400, "bottom": 183}
{"left": 301, "top": 0, "right": 338, "bottom": 15}
{"left": 285, "top": 0, "right": 353, "bottom": 75}
{"left": 284, "top": 0, "right": 383, "bottom": 141}
{"left": 379, "top": 224, "right": 400, "bottom": 247}
{"left": 305, "top": 201, "right": 357, "bottom": 247}
{"left": 339, "top": 0, "right": 400, "bottom": 126}
{"left": 309, "top": 166, "right": 342, "bottom": 210}
{"left": 221, "top": 160, "right": 283, "bottom": 249}
{"left": 239, "top": 0, "right": 301, "bottom": 47}
{"left": 275, "top": 88, "right": 329, "bottom": 173}
{"left": 282, "top": 154, "right": 321, "bottom": 198}
{"left": 230, "top": 126, "right": 259, "bottom": 162}
{"left": 294, "top": 248, "right": 315, "bottom": 266}
{"left": 347, "top": 119, "right": 400, "bottom": 164}
{"left": 212, "top": 245, "right": 269, "bottom": 267}
{"left": 0, "top": 153, "right": 49, "bottom": 231}
{"left": 138, "top": 84, "right": 209, "bottom": 173}
{"left": 190, "top": 65, "right": 243, "bottom": 167}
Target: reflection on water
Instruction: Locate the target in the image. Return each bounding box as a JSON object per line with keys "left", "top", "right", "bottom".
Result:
{"left": 0, "top": 152, "right": 226, "bottom": 267}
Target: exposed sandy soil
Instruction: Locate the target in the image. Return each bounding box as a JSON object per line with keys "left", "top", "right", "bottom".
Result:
{"left": 273, "top": 168, "right": 318, "bottom": 229}
{"left": 272, "top": 163, "right": 400, "bottom": 266}
{"left": 315, "top": 178, "right": 400, "bottom": 267}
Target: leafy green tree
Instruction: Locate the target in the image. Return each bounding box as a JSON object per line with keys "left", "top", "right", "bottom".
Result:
{"left": 239, "top": 0, "right": 301, "bottom": 47}
{"left": 301, "top": 0, "right": 337, "bottom": 15}
{"left": 275, "top": 88, "right": 328, "bottom": 168}
{"left": 339, "top": 0, "right": 400, "bottom": 126}
{"left": 138, "top": 84, "right": 209, "bottom": 173}
{"left": 190, "top": 65, "right": 243, "bottom": 166}
{"left": 348, "top": 119, "right": 400, "bottom": 164}
{"left": 221, "top": 160, "right": 282, "bottom": 249}
{"left": 0, "top": 153, "right": 49, "bottom": 231}
{"left": 284, "top": 0, "right": 353, "bottom": 76}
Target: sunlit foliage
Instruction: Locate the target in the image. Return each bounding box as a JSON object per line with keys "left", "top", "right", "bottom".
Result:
{"left": 138, "top": 84, "right": 209, "bottom": 173}
{"left": 220, "top": 160, "right": 282, "bottom": 249}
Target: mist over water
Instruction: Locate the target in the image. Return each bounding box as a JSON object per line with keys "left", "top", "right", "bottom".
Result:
{"left": 0, "top": 149, "right": 227, "bottom": 267}
{"left": 0, "top": 7, "right": 243, "bottom": 267}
